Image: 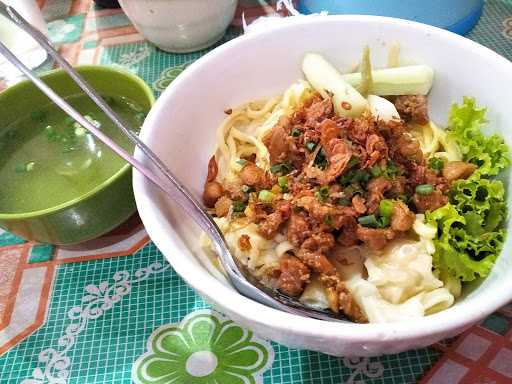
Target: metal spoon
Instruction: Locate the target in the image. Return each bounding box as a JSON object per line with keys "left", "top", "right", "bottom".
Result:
{"left": 0, "top": 1, "right": 345, "bottom": 322}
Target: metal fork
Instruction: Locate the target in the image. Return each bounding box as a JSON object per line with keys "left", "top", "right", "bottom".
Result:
{"left": 0, "top": 1, "right": 346, "bottom": 322}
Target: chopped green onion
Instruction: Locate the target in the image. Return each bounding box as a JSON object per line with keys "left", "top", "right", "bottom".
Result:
{"left": 371, "top": 165, "right": 382, "bottom": 177}
{"left": 241, "top": 185, "right": 254, "bottom": 193}
{"left": 258, "top": 190, "right": 275, "bottom": 203}
{"left": 383, "top": 161, "right": 402, "bottom": 179}
{"left": 14, "top": 161, "right": 35, "bottom": 173}
{"left": 347, "top": 155, "right": 360, "bottom": 168}
{"left": 270, "top": 162, "right": 293, "bottom": 175}
{"left": 232, "top": 200, "right": 247, "bottom": 212}
{"left": 358, "top": 214, "right": 379, "bottom": 227}
{"left": 278, "top": 176, "right": 288, "bottom": 191}
{"left": 270, "top": 164, "right": 280, "bottom": 174}
{"left": 314, "top": 147, "right": 328, "bottom": 170}
{"left": 135, "top": 112, "right": 147, "bottom": 122}
{"left": 315, "top": 185, "right": 330, "bottom": 202}
{"left": 339, "top": 169, "right": 370, "bottom": 186}
{"left": 344, "top": 184, "right": 363, "bottom": 196}
{"left": 45, "top": 125, "right": 58, "bottom": 142}
{"left": 324, "top": 214, "right": 333, "bottom": 227}
{"left": 74, "top": 126, "right": 86, "bottom": 136}
{"left": 320, "top": 185, "right": 330, "bottom": 194}
{"left": 378, "top": 215, "right": 391, "bottom": 228}
{"left": 352, "top": 169, "right": 370, "bottom": 183}
{"left": 416, "top": 184, "right": 434, "bottom": 195}
{"left": 290, "top": 128, "right": 301, "bottom": 137}
{"left": 379, "top": 199, "right": 394, "bottom": 217}
{"left": 387, "top": 162, "right": 399, "bottom": 175}
{"left": 337, "top": 198, "right": 352, "bottom": 206}
{"left": 305, "top": 141, "right": 317, "bottom": 152}
{"left": 62, "top": 147, "right": 75, "bottom": 153}
{"left": 428, "top": 157, "right": 445, "bottom": 172}
{"left": 84, "top": 115, "right": 101, "bottom": 128}
{"left": 25, "top": 161, "right": 35, "bottom": 172}
{"left": 338, "top": 173, "right": 352, "bottom": 186}
{"left": 236, "top": 159, "right": 248, "bottom": 166}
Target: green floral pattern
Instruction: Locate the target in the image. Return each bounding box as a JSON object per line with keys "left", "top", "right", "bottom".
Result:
{"left": 47, "top": 15, "right": 85, "bottom": 44}
{"left": 132, "top": 310, "right": 274, "bottom": 384}
{"left": 152, "top": 64, "right": 190, "bottom": 92}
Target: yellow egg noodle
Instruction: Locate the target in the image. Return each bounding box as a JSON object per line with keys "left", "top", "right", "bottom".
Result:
{"left": 200, "top": 75, "right": 460, "bottom": 323}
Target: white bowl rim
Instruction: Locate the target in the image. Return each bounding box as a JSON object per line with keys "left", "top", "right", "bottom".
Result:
{"left": 135, "top": 15, "right": 512, "bottom": 343}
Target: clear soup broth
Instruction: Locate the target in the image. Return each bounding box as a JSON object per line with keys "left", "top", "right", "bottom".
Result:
{"left": 0, "top": 94, "right": 145, "bottom": 214}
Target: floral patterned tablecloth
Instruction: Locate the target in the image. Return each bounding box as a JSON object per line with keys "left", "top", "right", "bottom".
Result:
{"left": 0, "top": 1, "right": 511, "bottom": 383}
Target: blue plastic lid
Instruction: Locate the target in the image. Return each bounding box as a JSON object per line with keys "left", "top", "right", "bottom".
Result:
{"left": 297, "top": 0, "right": 484, "bottom": 35}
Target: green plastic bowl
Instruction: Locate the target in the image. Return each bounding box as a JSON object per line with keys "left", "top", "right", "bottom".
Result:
{"left": 0, "top": 66, "right": 154, "bottom": 244}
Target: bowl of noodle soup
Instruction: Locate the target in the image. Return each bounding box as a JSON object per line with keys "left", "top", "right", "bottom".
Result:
{"left": 134, "top": 15, "right": 512, "bottom": 355}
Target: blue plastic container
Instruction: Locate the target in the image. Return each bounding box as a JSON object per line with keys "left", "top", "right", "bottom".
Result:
{"left": 297, "top": 0, "right": 484, "bottom": 35}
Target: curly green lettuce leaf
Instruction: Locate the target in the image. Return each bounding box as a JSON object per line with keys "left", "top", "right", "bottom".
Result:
{"left": 427, "top": 177, "right": 507, "bottom": 282}
{"left": 451, "top": 178, "right": 506, "bottom": 235}
{"left": 426, "top": 202, "right": 505, "bottom": 282}
{"left": 447, "top": 97, "right": 510, "bottom": 177}
{"left": 426, "top": 98, "right": 510, "bottom": 283}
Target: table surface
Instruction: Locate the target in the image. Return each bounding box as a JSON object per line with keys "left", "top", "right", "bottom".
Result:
{"left": 0, "top": 1, "right": 511, "bottom": 383}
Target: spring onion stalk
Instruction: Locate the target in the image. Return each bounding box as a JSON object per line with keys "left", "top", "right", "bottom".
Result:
{"left": 359, "top": 46, "right": 373, "bottom": 97}
{"left": 305, "top": 141, "right": 316, "bottom": 152}
{"left": 387, "top": 41, "right": 401, "bottom": 68}
{"left": 416, "top": 184, "right": 434, "bottom": 195}
{"left": 379, "top": 199, "right": 394, "bottom": 217}
{"left": 367, "top": 95, "right": 401, "bottom": 123}
{"left": 232, "top": 200, "right": 247, "bottom": 212}
{"left": 315, "top": 185, "right": 330, "bottom": 202}
{"left": 302, "top": 53, "right": 368, "bottom": 118}
{"left": 428, "top": 157, "right": 445, "bottom": 172}
{"left": 258, "top": 190, "right": 275, "bottom": 203}
{"left": 337, "top": 198, "right": 351, "bottom": 206}
{"left": 342, "top": 65, "right": 434, "bottom": 96}
{"left": 278, "top": 176, "right": 288, "bottom": 191}
{"left": 371, "top": 165, "right": 381, "bottom": 177}
{"left": 290, "top": 128, "right": 301, "bottom": 137}
{"left": 358, "top": 214, "right": 379, "bottom": 227}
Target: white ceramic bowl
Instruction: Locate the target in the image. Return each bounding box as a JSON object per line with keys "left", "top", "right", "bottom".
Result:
{"left": 134, "top": 15, "right": 512, "bottom": 356}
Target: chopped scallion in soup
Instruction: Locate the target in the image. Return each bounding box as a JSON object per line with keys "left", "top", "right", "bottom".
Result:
{"left": 0, "top": 94, "right": 146, "bottom": 214}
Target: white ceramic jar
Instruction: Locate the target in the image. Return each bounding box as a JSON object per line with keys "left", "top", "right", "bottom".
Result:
{"left": 118, "top": 0, "right": 238, "bottom": 53}
{"left": 0, "top": 0, "right": 48, "bottom": 83}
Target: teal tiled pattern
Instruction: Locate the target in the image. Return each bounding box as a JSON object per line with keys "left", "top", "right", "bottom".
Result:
{"left": 467, "top": 0, "right": 512, "bottom": 61}
{"left": 28, "top": 244, "right": 55, "bottom": 264}
{"left": 0, "top": 243, "right": 441, "bottom": 383}
{"left": 84, "top": 13, "right": 132, "bottom": 32}
{"left": 0, "top": 231, "right": 25, "bottom": 246}
{"left": 480, "top": 313, "right": 511, "bottom": 335}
